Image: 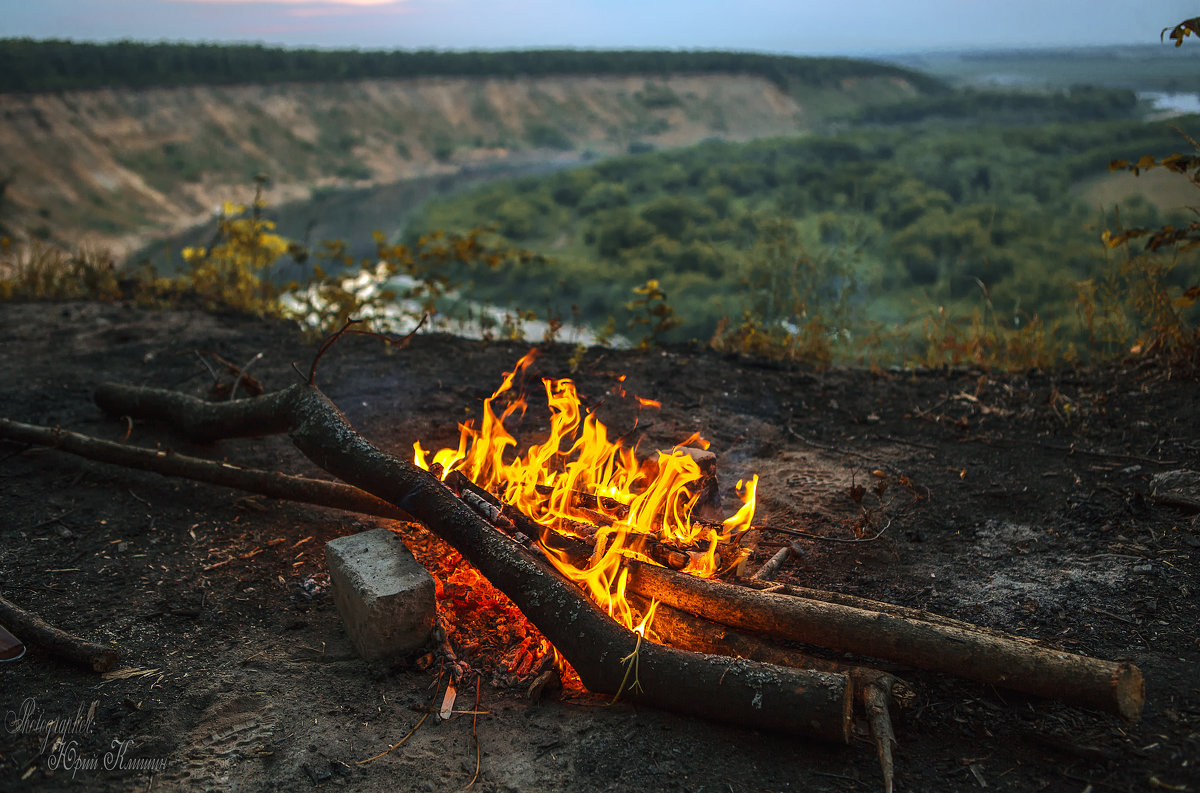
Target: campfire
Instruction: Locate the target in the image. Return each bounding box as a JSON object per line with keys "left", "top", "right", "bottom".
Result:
{"left": 0, "top": 328, "right": 1148, "bottom": 793}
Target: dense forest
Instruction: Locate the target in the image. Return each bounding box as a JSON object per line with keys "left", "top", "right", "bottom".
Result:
{"left": 404, "top": 111, "right": 1199, "bottom": 356}
{"left": 0, "top": 38, "right": 944, "bottom": 94}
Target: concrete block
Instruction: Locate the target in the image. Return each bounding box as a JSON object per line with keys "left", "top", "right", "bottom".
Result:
{"left": 325, "top": 528, "right": 436, "bottom": 660}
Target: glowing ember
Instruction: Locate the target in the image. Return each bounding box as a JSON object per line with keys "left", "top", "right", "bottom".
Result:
{"left": 415, "top": 351, "right": 757, "bottom": 631}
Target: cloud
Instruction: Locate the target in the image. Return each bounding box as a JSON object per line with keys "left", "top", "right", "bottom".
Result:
{"left": 172, "top": 0, "right": 404, "bottom": 5}
{"left": 285, "top": 3, "right": 412, "bottom": 17}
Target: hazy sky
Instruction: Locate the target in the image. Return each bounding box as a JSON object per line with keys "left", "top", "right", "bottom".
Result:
{"left": 5, "top": 0, "right": 1197, "bottom": 55}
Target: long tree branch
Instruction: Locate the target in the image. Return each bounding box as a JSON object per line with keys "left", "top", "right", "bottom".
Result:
{"left": 0, "top": 417, "right": 412, "bottom": 521}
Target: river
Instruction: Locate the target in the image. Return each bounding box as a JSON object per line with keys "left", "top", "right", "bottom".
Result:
{"left": 126, "top": 156, "right": 587, "bottom": 279}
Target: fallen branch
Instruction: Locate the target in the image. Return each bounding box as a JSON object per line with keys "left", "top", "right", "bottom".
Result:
{"left": 92, "top": 382, "right": 853, "bottom": 742}
{"left": 1151, "top": 492, "right": 1200, "bottom": 513}
{"left": 0, "top": 594, "right": 120, "bottom": 672}
{"left": 532, "top": 521, "right": 1143, "bottom": 720}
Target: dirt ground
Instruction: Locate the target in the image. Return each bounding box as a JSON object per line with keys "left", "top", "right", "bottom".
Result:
{"left": 1, "top": 300, "right": 1197, "bottom": 793}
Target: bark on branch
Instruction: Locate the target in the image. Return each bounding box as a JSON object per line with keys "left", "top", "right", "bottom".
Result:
{"left": 92, "top": 382, "right": 852, "bottom": 742}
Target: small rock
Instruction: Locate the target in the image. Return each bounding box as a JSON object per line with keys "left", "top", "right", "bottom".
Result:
{"left": 1151, "top": 469, "right": 1200, "bottom": 493}
{"left": 297, "top": 572, "right": 331, "bottom": 600}
{"left": 1151, "top": 469, "right": 1200, "bottom": 511}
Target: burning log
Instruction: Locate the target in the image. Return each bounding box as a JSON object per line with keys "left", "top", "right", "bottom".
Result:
{"left": 626, "top": 561, "right": 1144, "bottom": 722}
{"left": 519, "top": 518, "right": 1143, "bottom": 722}
{"left": 92, "top": 381, "right": 853, "bottom": 743}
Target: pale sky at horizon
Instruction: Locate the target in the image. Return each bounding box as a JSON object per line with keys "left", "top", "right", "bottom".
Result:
{"left": 3, "top": 0, "right": 1197, "bottom": 55}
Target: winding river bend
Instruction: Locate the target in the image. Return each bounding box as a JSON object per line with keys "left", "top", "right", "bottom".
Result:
{"left": 127, "top": 157, "right": 585, "bottom": 276}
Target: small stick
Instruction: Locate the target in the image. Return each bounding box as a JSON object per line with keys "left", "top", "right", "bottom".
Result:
{"left": 1151, "top": 492, "right": 1200, "bottom": 513}
{"left": 750, "top": 545, "right": 792, "bottom": 581}
{"left": 862, "top": 675, "right": 898, "bottom": 793}
{"left": 757, "top": 521, "right": 892, "bottom": 543}
{"left": 749, "top": 540, "right": 804, "bottom": 581}
{"left": 0, "top": 594, "right": 120, "bottom": 672}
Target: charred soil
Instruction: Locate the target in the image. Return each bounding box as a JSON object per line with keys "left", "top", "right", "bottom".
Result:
{"left": 1, "top": 300, "right": 1197, "bottom": 792}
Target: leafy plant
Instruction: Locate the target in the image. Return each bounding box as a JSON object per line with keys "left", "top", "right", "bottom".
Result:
{"left": 1163, "top": 17, "right": 1200, "bottom": 47}
{"left": 1104, "top": 142, "right": 1200, "bottom": 254}
{"left": 176, "top": 183, "right": 297, "bottom": 315}
{"left": 1098, "top": 130, "right": 1200, "bottom": 361}
{"left": 626, "top": 279, "right": 680, "bottom": 349}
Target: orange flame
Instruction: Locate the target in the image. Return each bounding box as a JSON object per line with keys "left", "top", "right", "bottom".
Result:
{"left": 415, "top": 351, "right": 756, "bottom": 631}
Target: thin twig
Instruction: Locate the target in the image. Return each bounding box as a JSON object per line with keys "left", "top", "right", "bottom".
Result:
{"left": 228, "top": 352, "right": 264, "bottom": 402}
{"left": 309, "top": 319, "right": 365, "bottom": 385}
{"left": 460, "top": 674, "right": 483, "bottom": 792}
{"left": 193, "top": 350, "right": 221, "bottom": 383}
{"left": 765, "top": 519, "right": 892, "bottom": 544}
{"left": 18, "top": 509, "right": 77, "bottom": 533}
{"left": 966, "top": 435, "right": 1180, "bottom": 467}
{"left": 356, "top": 712, "right": 429, "bottom": 765}
{"left": 308, "top": 314, "right": 427, "bottom": 386}
{"left": 750, "top": 541, "right": 804, "bottom": 580}
{"left": 785, "top": 423, "right": 908, "bottom": 477}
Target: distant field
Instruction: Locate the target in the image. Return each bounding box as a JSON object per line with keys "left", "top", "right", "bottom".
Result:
{"left": 1075, "top": 167, "right": 1199, "bottom": 214}
{"left": 884, "top": 45, "right": 1200, "bottom": 93}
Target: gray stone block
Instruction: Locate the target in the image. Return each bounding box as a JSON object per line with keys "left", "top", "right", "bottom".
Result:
{"left": 325, "top": 528, "right": 436, "bottom": 660}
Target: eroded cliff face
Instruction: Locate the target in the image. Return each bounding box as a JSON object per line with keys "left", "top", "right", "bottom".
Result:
{"left": 0, "top": 73, "right": 918, "bottom": 256}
